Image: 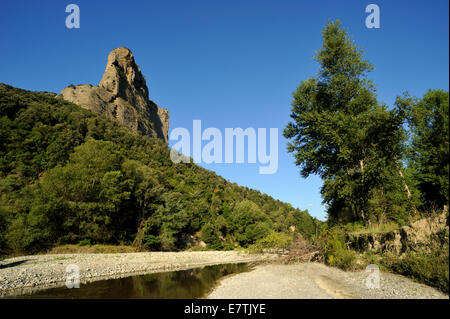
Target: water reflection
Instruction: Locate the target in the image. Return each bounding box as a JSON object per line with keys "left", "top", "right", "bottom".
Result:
{"left": 10, "top": 263, "right": 249, "bottom": 299}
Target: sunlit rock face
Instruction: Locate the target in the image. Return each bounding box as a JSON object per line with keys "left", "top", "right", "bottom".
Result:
{"left": 59, "top": 47, "right": 169, "bottom": 142}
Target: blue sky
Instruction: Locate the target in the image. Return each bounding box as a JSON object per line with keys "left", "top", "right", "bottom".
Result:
{"left": 1, "top": 0, "right": 448, "bottom": 220}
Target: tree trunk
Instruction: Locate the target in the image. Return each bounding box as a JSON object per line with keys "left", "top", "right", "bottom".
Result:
{"left": 359, "top": 159, "right": 370, "bottom": 225}
{"left": 395, "top": 160, "right": 418, "bottom": 215}
{"left": 397, "top": 167, "right": 411, "bottom": 198}
{"left": 314, "top": 220, "right": 318, "bottom": 238}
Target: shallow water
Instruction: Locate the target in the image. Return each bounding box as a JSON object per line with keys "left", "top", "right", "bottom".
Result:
{"left": 7, "top": 263, "right": 249, "bottom": 299}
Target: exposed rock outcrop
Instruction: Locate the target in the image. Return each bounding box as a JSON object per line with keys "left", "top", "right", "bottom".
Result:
{"left": 347, "top": 206, "right": 449, "bottom": 255}
{"left": 58, "top": 47, "right": 169, "bottom": 142}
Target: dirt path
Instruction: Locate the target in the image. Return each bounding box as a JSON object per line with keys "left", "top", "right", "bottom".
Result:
{"left": 207, "top": 263, "right": 448, "bottom": 299}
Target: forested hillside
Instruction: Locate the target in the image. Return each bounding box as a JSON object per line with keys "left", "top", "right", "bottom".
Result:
{"left": 0, "top": 83, "right": 317, "bottom": 254}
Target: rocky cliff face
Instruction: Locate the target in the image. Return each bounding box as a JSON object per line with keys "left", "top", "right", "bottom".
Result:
{"left": 346, "top": 207, "right": 449, "bottom": 255}
{"left": 59, "top": 47, "right": 169, "bottom": 142}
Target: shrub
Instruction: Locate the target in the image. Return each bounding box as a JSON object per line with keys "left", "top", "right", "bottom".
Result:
{"left": 77, "top": 239, "right": 91, "bottom": 246}
{"left": 321, "top": 229, "right": 358, "bottom": 270}
{"left": 248, "top": 231, "right": 293, "bottom": 252}
{"left": 383, "top": 250, "right": 449, "bottom": 293}
{"left": 143, "top": 235, "right": 161, "bottom": 250}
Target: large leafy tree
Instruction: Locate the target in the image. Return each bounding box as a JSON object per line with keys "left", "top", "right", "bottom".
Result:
{"left": 230, "top": 200, "right": 272, "bottom": 246}
{"left": 284, "top": 20, "right": 407, "bottom": 223}
{"left": 404, "top": 89, "right": 449, "bottom": 209}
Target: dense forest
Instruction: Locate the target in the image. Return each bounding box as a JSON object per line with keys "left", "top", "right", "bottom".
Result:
{"left": 0, "top": 83, "right": 318, "bottom": 254}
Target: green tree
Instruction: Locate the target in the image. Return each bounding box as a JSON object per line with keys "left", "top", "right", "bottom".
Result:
{"left": 5, "top": 189, "right": 69, "bottom": 253}
{"left": 122, "top": 159, "right": 164, "bottom": 221}
{"left": 154, "top": 192, "right": 189, "bottom": 250}
{"left": 0, "top": 207, "right": 9, "bottom": 253}
{"left": 283, "top": 20, "right": 407, "bottom": 223}
{"left": 230, "top": 200, "right": 272, "bottom": 246}
{"left": 38, "top": 139, "right": 131, "bottom": 243}
{"left": 404, "top": 89, "right": 449, "bottom": 209}
{"left": 201, "top": 222, "right": 223, "bottom": 250}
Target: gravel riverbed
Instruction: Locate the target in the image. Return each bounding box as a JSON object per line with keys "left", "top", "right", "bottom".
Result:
{"left": 0, "top": 251, "right": 276, "bottom": 297}
{"left": 2, "top": 253, "right": 447, "bottom": 299}
{"left": 207, "top": 263, "right": 448, "bottom": 299}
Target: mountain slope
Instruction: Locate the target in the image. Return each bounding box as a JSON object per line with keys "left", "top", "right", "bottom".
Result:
{"left": 0, "top": 83, "right": 317, "bottom": 253}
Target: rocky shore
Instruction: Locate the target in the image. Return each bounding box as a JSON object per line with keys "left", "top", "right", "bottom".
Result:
{"left": 0, "top": 251, "right": 276, "bottom": 297}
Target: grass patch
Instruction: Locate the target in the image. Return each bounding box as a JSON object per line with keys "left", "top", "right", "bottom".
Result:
{"left": 53, "top": 256, "right": 70, "bottom": 261}
{"left": 186, "top": 246, "right": 211, "bottom": 252}
{"left": 346, "top": 221, "right": 399, "bottom": 236}
{"left": 43, "top": 244, "right": 137, "bottom": 254}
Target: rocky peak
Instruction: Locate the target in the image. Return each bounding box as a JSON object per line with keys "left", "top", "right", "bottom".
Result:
{"left": 100, "top": 47, "right": 149, "bottom": 103}
{"left": 58, "top": 47, "right": 169, "bottom": 142}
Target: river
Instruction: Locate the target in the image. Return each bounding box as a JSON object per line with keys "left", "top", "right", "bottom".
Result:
{"left": 5, "top": 263, "right": 249, "bottom": 299}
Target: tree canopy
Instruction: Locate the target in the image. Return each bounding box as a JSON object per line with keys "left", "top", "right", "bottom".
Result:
{"left": 402, "top": 89, "right": 449, "bottom": 209}
{"left": 284, "top": 20, "right": 422, "bottom": 224}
